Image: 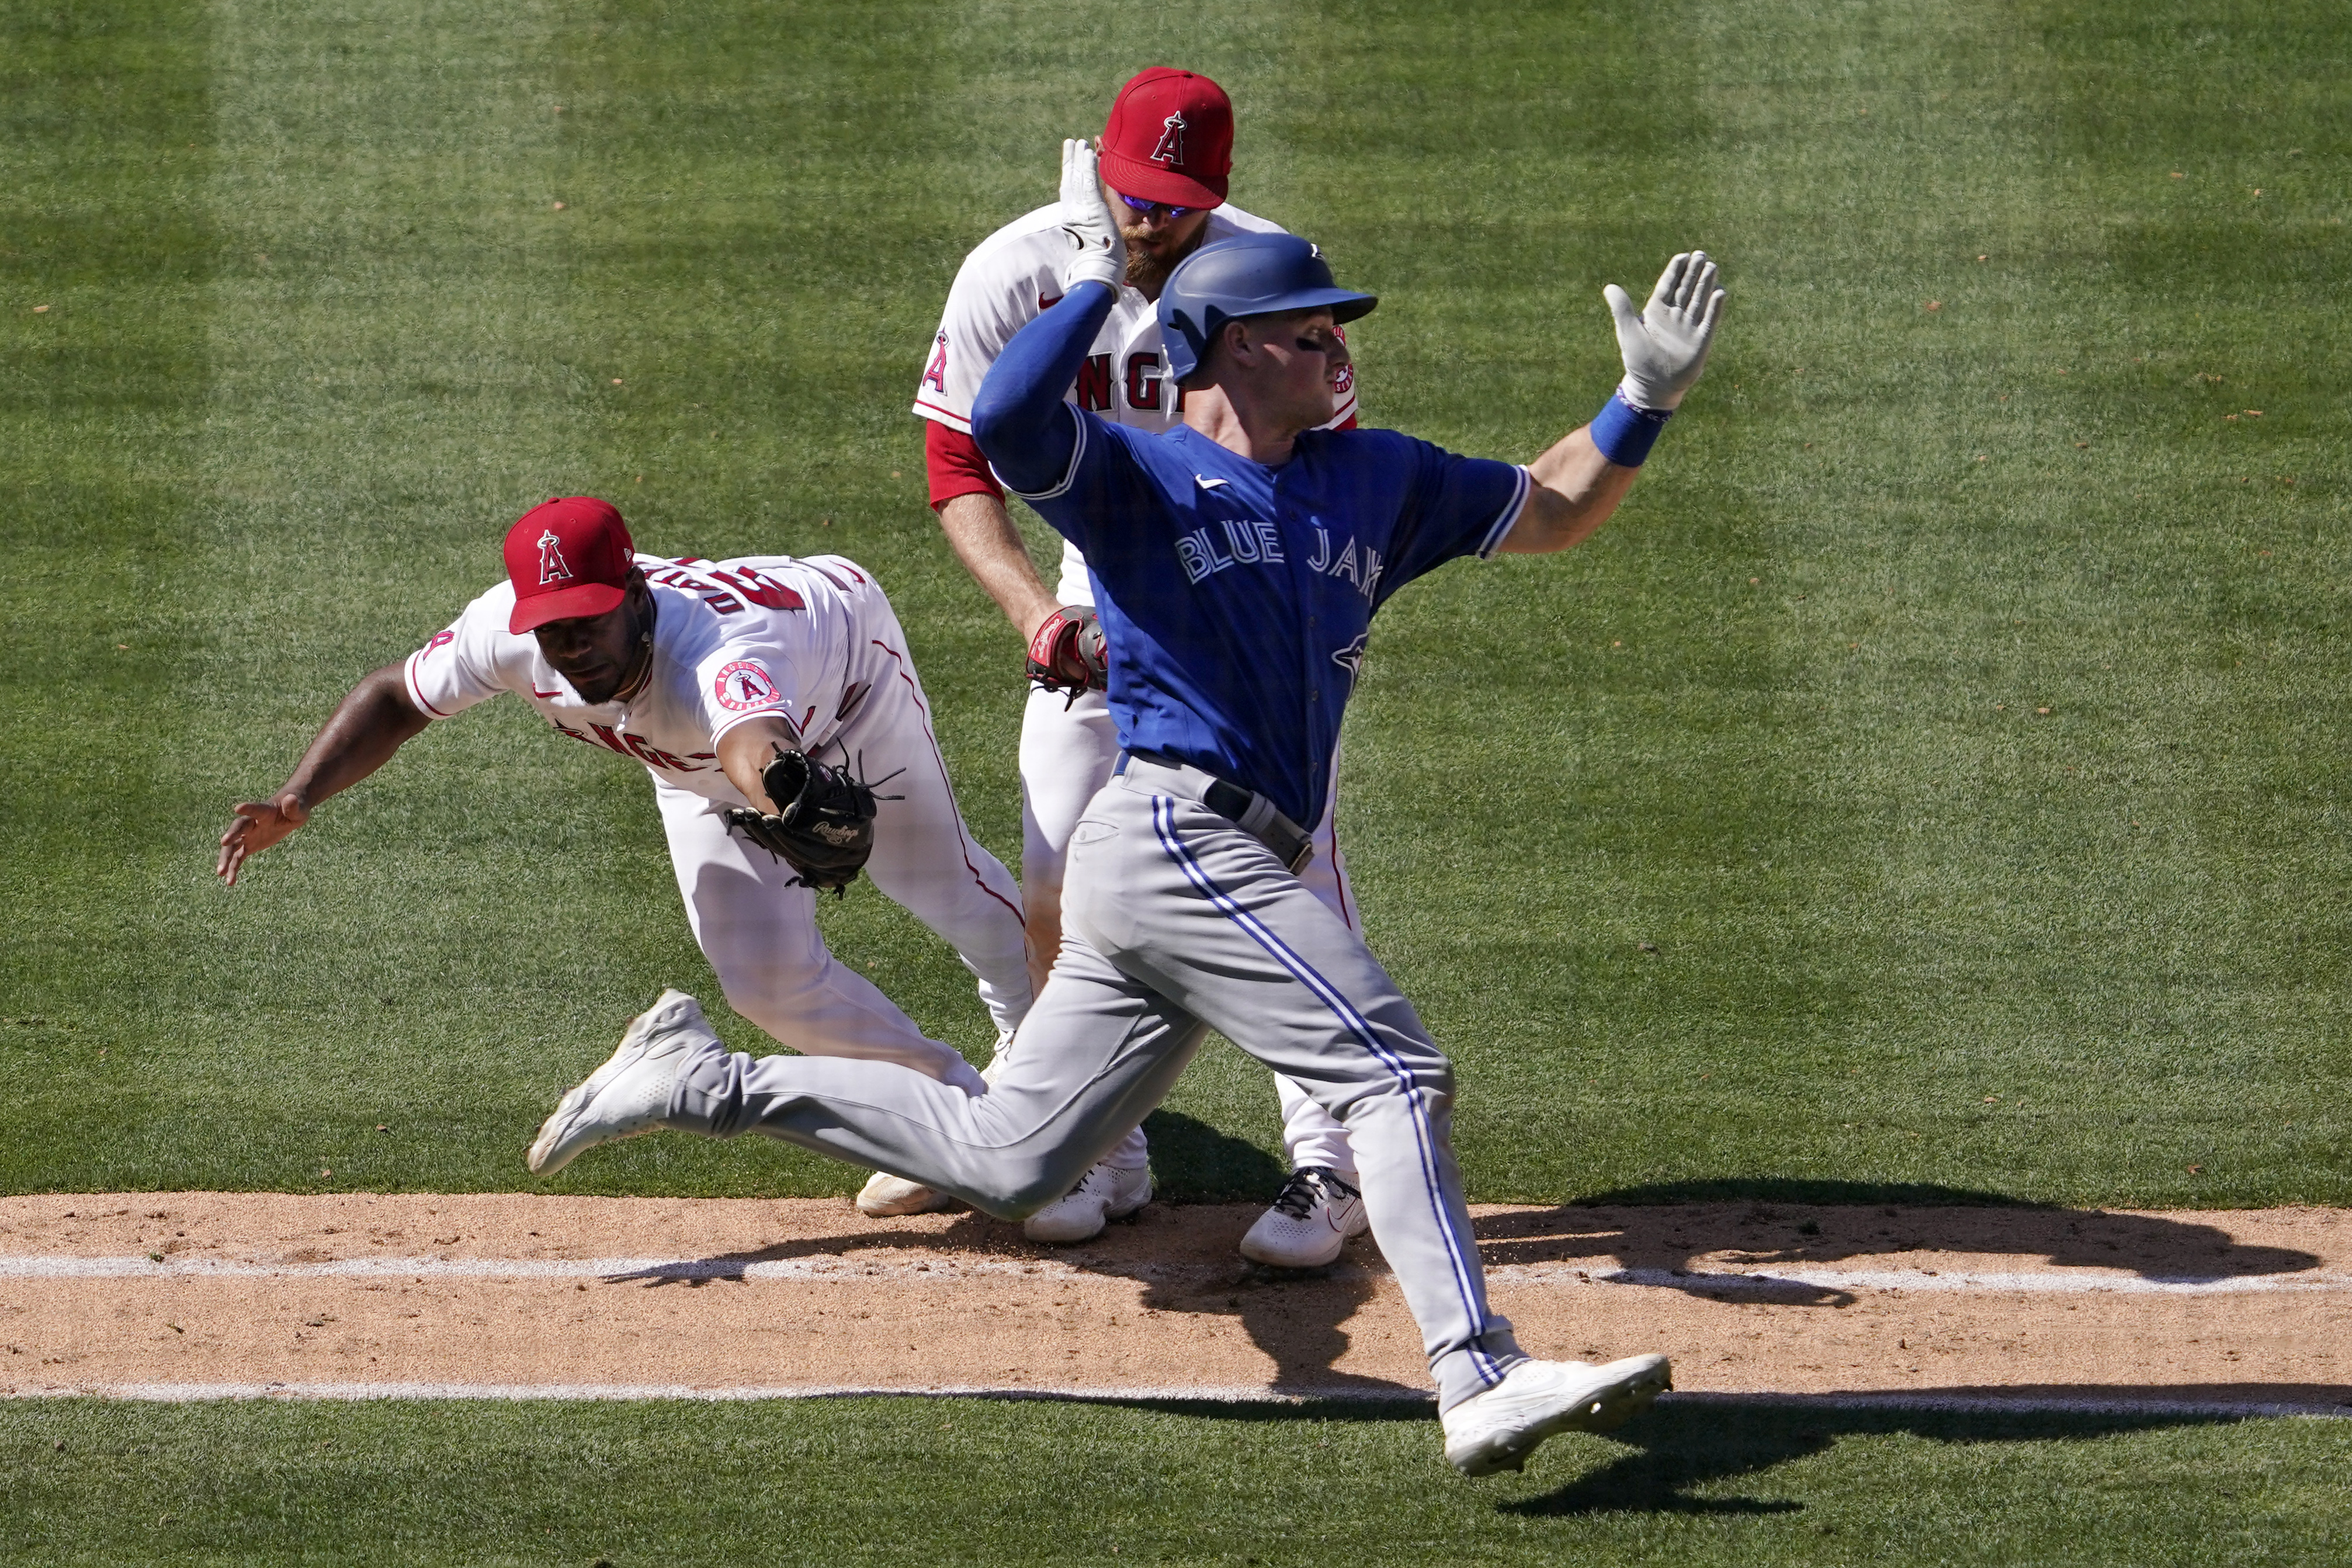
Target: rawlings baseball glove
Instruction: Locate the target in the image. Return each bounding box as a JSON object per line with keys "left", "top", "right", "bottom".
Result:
{"left": 723, "top": 747, "right": 899, "bottom": 894}
{"left": 1026, "top": 605, "right": 1108, "bottom": 707}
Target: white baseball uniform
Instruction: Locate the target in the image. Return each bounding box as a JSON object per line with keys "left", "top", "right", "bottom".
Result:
{"left": 404, "top": 551, "right": 1029, "bottom": 1092}
{"left": 916, "top": 200, "right": 1364, "bottom": 1176}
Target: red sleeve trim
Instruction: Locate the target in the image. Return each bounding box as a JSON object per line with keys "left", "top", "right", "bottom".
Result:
{"left": 927, "top": 418, "right": 1005, "bottom": 510}
{"left": 403, "top": 653, "right": 454, "bottom": 719}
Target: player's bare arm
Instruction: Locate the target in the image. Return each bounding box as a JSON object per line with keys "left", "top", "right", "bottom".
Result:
{"left": 1503, "top": 251, "right": 1726, "bottom": 554}
{"left": 220, "top": 566, "right": 669, "bottom": 886}
{"left": 1498, "top": 426, "right": 1643, "bottom": 554}
{"left": 715, "top": 716, "right": 804, "bottom": 811}
{"left": 934, "top": 491, "right": 1062, "bottom": 641}
{"left": 216, "top": 664, "right": 429, "bottom": 885}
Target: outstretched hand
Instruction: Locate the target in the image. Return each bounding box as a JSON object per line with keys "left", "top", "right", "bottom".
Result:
{"left": 1605, "top": 251, "right": 1725, "bottom": 412}
{"left": 216, "top": 791, "right": 309, "bottom": 886}
{"left": 1057, "top": 137, "right": 1126, "bottom": 293}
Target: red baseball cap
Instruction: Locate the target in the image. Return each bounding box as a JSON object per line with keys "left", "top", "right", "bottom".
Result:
{"left": 504, "top": 496, "right": 636, "bottom": 633}
{"left": 1099, "top": 67, "right": 1232, "bottom": 209}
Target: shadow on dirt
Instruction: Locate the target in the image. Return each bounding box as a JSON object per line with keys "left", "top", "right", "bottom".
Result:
{"left": 1123, "top": 1112, "right": 1409, "bottom": 1392}
{"left": 601, "top": 1169, "right": 2330, "bottom": 1406}
{"left": 603, "top": 1112, "right": 1416, "bottom": 1391}
{"left": 1468, "top": 1179, "right": 2322, "bottom": 1306}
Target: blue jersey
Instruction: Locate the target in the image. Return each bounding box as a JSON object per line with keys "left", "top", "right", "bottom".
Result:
{"left": 1010, "top": 410, "right": 1528, "bottom": 828}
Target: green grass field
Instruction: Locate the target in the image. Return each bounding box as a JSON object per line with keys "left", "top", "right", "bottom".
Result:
{"left": 6, "top": 0, "right": 2348, "bottom": 1206}
{"left": 5, "top": 1397, "right": 2349, "bottom": 1567}
{"left": 5, "top": 0, "right": 2350, "bottom": 1556}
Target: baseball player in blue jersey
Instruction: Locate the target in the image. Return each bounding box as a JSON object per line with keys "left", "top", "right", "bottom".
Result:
{"left": 526, "top": 141, "right": 1723, "bottom": 1475}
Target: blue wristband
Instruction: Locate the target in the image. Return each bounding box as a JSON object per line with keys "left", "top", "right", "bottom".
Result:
{"left": 1588, "top": 388, "right": 1673, "bottom": 467}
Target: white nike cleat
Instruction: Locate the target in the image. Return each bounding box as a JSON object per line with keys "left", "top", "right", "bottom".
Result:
{"left": 526, "top": 988, "right": 715, "bottom": 1175}
{"left": 1440, "top": 1354, "right": 1674, "bottom": 1477}
{"left": 1239, "top": 1166, "right": 1368, "bottom": 1268}
{"left": 856, "top": 1171, "right": 955, "bottom": 1217}
{"left": 1022, "top": 1161, "right": 1151, "bottom": 1244}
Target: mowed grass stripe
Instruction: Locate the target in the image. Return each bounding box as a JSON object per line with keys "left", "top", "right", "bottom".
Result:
{"left": 1320, "top": 0, "right": 2352, "bottom": 1206}
{"left": 1702, "top": 0, "right": 2352, "bottom": 1202}
{"left": 95, "top": 0, "right": 680, "bottom": 1194}
{"left": 0, "top": 0, "right": 215, "bottom": 960}
{"left": 4, "top": 1397, "right": 2348, "bottom": 1565}
{"left": 4, "top": 0, "right": 2348, "bottom": 1208}
{"left": 1, "top": 1, "right": 217, "bottom": 1161}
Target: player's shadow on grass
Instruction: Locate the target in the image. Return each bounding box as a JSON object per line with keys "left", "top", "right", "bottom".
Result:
{"left": 1466, "top": 1179, "right": 2322, "bottom": 1307}
{"left": 1069, "top": 1389, "right": 2333, "bottom": 1517}
{"left": 1497, "top": 1397, "right": 2282, "bottom": 1517}
{"left": 1135, "top": 1108, "right": 1287, "bottom": 1202}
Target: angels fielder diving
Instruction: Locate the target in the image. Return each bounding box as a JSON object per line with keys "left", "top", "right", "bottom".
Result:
{"left": 218, "top": 498, "right": 1031, "bottom": 1103}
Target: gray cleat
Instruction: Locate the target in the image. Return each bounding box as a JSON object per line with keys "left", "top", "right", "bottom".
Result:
{"left": 527, "top": 988, "right": 716, "bottom": 1175}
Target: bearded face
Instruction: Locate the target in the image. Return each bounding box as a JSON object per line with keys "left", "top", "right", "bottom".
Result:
{"left": 1123, "top": 221, "right": 1208, "bottom": 293}
{"left": 1104, "top": 185, "right": 1213, "bottom": 300}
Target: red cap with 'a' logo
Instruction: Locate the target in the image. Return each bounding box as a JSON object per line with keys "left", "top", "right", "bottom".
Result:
{"left": 1099, "top": 67, "right": 1232, "bottom": 210}
{"left": 503, "top": 496, "right": 636, "bottom": 633}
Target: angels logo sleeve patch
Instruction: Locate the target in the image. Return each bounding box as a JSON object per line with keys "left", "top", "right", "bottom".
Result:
{"left": 697, "top": 646, "right": 804, "bottom": 748}
{"left": 713, "top": 659, "right": 785, "bottom": 713}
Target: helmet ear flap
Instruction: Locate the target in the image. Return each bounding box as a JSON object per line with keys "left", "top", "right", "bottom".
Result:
{"left": 1166, "top": 306, "right": 1207, "bottom": 384}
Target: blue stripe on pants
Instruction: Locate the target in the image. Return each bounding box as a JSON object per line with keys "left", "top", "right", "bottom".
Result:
{"left": 1149, "top": 795, "right": 1501, "bottom": 1388}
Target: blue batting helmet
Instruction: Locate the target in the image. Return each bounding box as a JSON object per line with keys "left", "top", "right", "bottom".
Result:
{"left": 1158, "top": 234, "right": 1378, "bottom": 384}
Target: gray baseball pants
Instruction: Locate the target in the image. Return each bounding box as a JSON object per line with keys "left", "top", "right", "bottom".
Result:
{"left": 664, "top": 755, "right": 1528, "bottom": 1410}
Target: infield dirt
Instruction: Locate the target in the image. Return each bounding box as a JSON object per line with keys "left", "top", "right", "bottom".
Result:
{"left": 4, "top": 1195, "right": 2347, "bottom": 1407}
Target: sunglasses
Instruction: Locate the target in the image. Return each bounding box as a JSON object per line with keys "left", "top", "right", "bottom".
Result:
{"left": 1115, "top": 190, "right": 1194, "bottom": 220}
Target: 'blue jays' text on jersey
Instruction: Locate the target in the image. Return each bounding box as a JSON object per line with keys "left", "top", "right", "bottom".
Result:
{"left": 1008, "top": 411, "right": 1530, "bottom": 828}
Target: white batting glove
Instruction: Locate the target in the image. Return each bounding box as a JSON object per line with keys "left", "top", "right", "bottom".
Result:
{"left": 1056, "top": 137, "right": 1126, "bottom": 293}
{"left": 1605, "top": 251, "right": 1726, "bottom": 412}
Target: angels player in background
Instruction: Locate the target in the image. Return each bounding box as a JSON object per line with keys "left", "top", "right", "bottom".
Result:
{"left": 907, "top": 67, "right": 1372, "bottom": 1258}
{"left": 217, "top": 498, "right": 1031, "bottom": 1147}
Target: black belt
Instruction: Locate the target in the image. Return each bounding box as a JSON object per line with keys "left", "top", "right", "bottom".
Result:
{"left": 1118, "top": 751, "right": 1316, "bottom": 874}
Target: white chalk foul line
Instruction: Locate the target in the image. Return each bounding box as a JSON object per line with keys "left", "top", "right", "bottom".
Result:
{"left": 0, "top": 1255, "right": 1066, "bottom": 1282}
{"left": 0, "top": 1381, "right": 1367, "bottom": 1404}
{"left": 1667, "top": 1390, "right": 2352, "bottom": 1420}
{"left": 1, "top": 1383, "right": 2345, "bottom": 1419}
{"left": 4, "top": 1254, "right": 2349, "bottom": 1295}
